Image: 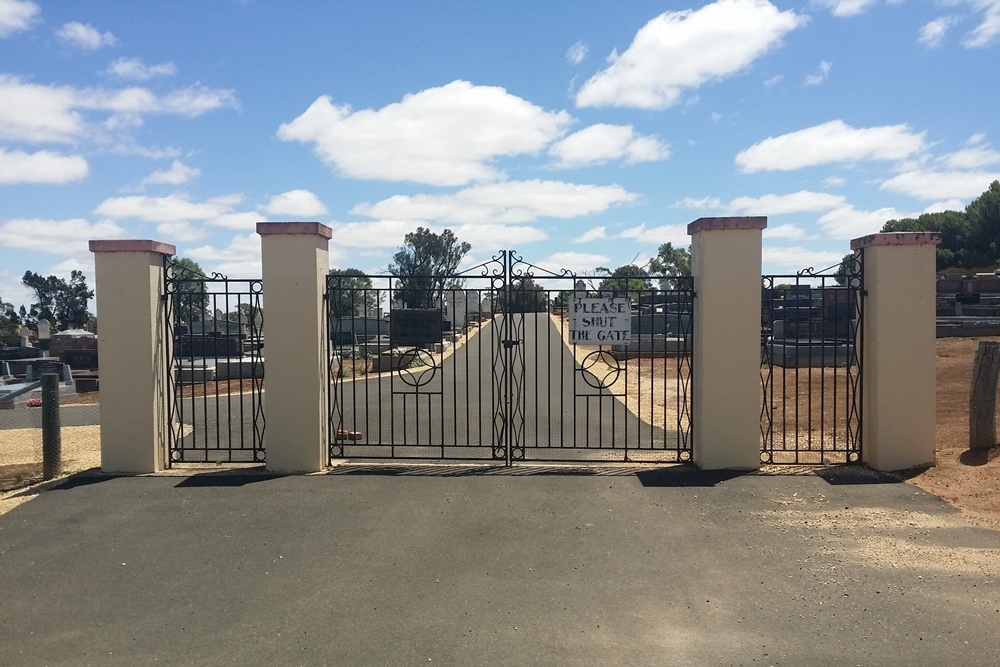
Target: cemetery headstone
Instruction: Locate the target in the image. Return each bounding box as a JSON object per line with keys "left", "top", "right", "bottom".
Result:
{"left": 37, "top": 319, "right": 51, "bottom": 339}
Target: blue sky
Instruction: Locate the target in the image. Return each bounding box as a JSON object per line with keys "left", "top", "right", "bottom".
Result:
{"left": 2, "top": 0, "right": 1000, "bottom": 310}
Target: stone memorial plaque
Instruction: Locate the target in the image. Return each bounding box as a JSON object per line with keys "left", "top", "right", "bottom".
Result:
{"left": 390, "top": 309, "right": 443, "bottom": 345}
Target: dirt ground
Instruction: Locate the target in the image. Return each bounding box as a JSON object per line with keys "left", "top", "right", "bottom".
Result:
{"left": 908, "top": 337, "right": 1000, "bottom": 530}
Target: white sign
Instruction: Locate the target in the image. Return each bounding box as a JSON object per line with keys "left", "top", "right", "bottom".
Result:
{"left": 569, "top": 297, "right": 631, "bottom": 345}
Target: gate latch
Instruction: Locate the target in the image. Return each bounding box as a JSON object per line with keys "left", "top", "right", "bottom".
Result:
{"left": 502, "top": 339, "right": 521, "bottom": 349}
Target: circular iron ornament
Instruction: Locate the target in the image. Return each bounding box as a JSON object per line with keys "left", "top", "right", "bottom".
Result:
{"left": 170, "top": 449, "right": 183, "bottom": 462}
{"left": 760, "top": 450, "right": 772, "bottom": 464}
{"left": 680, "top": 450, "right": 692, "bottom": 463}
{"left": 396, "top": 348, "right": 439, "bottom": 388}
{"left": 254, "top": 449, "right": 266, "bottom": 463}
{"left": 580, "top": 350, "right": 622, "bottom": 389}
{"left": 848, "top": 451, "right": 861, "bottom": 463}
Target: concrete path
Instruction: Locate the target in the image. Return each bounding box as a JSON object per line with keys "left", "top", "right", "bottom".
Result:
{"left": 1, "top": 466, "right": 998, "bottom": 666}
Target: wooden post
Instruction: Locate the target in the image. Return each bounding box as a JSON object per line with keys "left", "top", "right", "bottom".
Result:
{"left": 969, "top": 340, "right": 1000, "bottom": 451}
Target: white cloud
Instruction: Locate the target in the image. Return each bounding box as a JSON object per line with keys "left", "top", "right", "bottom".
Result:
{"left": 0, "top": 148, "right": 88, "bottom": 184}
{"left": 278, "top": 81, "right": 573, "bottom": 187}
{"left": 880, "top": 170, "right": 1000, "bottom": 200}
{"left": 823, "top": 176, "right": 846, "bottom": 187}
{"left": 920, "top": 16, "right": 961, "bottom": 47}
{"left": 94, "top": 192, "right": 244, "bottom": 224}
{"left": 575, "top": 0, "right": 805, "bottom": 109}
{"left": 735, "top": 120, "right": 927, "bottom": 172}
{"left": 566, "top": 40, "right": 589, "bottom": 64}
{"left": 964, "top": 0, "right": 1000, "bottom": 47}
{"left": 452, "top": 224, "right": 548, "bottom": 249}
{"left": 924, "top": 198, "right": 967, "bottom": 213}
{"left": 327, "top": 220, "right": 417, "bottom": 248}
{"left": 816, "top": 205, "right": 909, "bottom": 239}
{"left": 538, "top": 252, "right": 611, "bottom": 275}
{"left": 185, "top": 233, "right": 263, "bottom": 278}
{"left": 351, "top": 180, "right": 639, "bottom": 226}
{"left": 574, "top": 226, "right": 609, "bottom": 243}
{"left": 672, "top": 196, "right": 723, "bottom": 210}
{"left": 0, "top": 218, "right": 126, "bottom": 254}
{"left": 763, "top": 224, "right": 809, "bottom": 239}
{"left": 206, "top": 212, "right": 261, "bottom": 230}
{"left": 813, "top": 0, "right": 880, "bottom": 17}
{"left": 0, "top": 74, "right": 237, "bottom": 144}
{"left": 762, "top": 246, "right": 844, "bottom": 273}
{"left": 804, "top": 60, "right": 832, "bottom": 86}
{"left": 726, "top": 190, "right": 847, "bottom": 215}
{"left": 0, "top": 0, "right": 38, "bottom": 38}
{"left": 56, "top": 21, "right": 117, "bottom": 50}
{"left": 105, "top": 57, "right": 178, "bottom": 81}
{"left": 549, "top": 124, "right": 669, "bottom": 168}
{"left": 763, "top": 75, "right": 783, "bottom": 88}
{"left": 141, "top": 160, "right": 200, "bottom": 186}
{"left": 264, "top": 189, "right": 328, "bottom": 217}
{"left": 618, "top": 223, "right": 689, "bottom": 246}
{"left": 939, "top": 136, "right": 1000, "bottom": 169}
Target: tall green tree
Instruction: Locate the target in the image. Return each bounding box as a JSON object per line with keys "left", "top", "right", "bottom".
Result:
{"left": 21, "top": 269, "right": 94, "bottom": 329}
{"left": 503, "top": 277, "right": 549, "bottom": 313}
{"left": 595, "top": 264, "right": 651, "bottom": 299}
{"left": 648, "top": 243, "right": 691, "bottom": 276}
{"left": 169, "top": 257, "right": 210, "bottom": 323}
{"left": 879, "top": 181, "right": 1000, "bottom": 271}
{"left": 328, "top": 268, "right": 380, "bottom": 318}
{"left": 647, "top": 242, "right": 692, "bottom": 288}
{"left": 388, "top": 227, "right": 471, "bottom": 309}
{"left": 0, "top": 295, "right": 19, "bottom": 337}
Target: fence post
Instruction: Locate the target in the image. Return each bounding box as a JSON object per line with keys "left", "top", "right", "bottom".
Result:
{"left": 257, "top": 222, "right": 332, "bottom": 473}
{"left": 41, "top": 373, "right": 61, "bottom": 480}
{"left": 850, "top": 232, "right": 941, "bottom": 471}
{"left": 89, "top": 240, "right": 176, "bottom": 473}
{"left": 688, "top": 216, "right": 767, "bottom": 470}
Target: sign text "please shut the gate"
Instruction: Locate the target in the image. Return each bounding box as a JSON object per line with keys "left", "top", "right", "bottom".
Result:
{"left": 569, "top": 297, "right": 632, "bottom": 345}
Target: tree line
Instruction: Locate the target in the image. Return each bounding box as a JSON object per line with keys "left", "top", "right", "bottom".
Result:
{"left": 839, "top": 180, "right": 1000, "bottom": 275}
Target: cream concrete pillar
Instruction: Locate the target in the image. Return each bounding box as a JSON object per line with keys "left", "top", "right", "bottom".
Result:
{"left": 89, "top": 240, "right": 176, "bottom": 473}
{"left": 257, "top": 222, "right": 332, "bottom": 473}
{"left": 688, "top": 217, "right": 767, "bottom": 470}
{"left": 851, "top": 232, "right": 941, "bottom": 471}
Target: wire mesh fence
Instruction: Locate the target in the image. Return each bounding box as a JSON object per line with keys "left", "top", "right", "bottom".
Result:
{"left": 0, "top": 396, "right": 101, "bottom": 493}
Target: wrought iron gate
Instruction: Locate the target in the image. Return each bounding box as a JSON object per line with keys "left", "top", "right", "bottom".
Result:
{"left": 163, "top": 258, "right": 266, "bottom": 465}
{"left": 760, "top": 253, "right": 864, "bottom": 464}
{"left": 326, "top": 251, "right": 693, "bottom": 464}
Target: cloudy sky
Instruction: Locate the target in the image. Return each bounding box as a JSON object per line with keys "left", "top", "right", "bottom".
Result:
{"left": 1, "top": 0, "right": 999, "bottom": 310}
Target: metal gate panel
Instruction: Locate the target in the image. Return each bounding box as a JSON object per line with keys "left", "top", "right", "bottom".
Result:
{"left": 327, "top": 250, "right": 693, "bottom": 465}
{"left": 163, "top": 258, "right": 265, "bottom": 465}
{"left": 760, "top": 254, "right": 863, "bottom": 464}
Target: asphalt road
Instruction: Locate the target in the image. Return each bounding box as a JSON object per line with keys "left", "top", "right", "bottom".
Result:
{"left": 1, "top": 467, "right": 998, "bottom": 666}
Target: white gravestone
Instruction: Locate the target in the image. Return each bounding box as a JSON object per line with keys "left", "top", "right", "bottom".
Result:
{"left": 17, "top": 324, "right": 30, "bottom": 348}
{"left": 36, "top": 319, "right": 51, "bottom": 340}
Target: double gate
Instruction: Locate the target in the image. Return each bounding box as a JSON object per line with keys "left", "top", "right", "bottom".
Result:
{"left": 326, "top": 251, "right": 694, "bottom": 464}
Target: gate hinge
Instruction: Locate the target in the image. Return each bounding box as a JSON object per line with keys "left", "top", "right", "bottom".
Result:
{"left": 502, "top": 339, "right": 521, "bottom": 349}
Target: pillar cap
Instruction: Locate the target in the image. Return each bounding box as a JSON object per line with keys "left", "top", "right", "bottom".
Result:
{"left": 257, "top": 222, "right": 333, "bottom": 239}
{"left": 850, "top": 232, "right": 942, "bottom": 251}
{"left": 89, "top": 240, "right": 176, "bottom": 255}
{"left": 687, "top": 216, "right": 767, "bottom": 235}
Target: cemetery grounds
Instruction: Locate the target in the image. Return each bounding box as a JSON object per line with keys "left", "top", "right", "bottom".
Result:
{"left": 3, "top": 333, "right": 1000, "bottom": 531}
